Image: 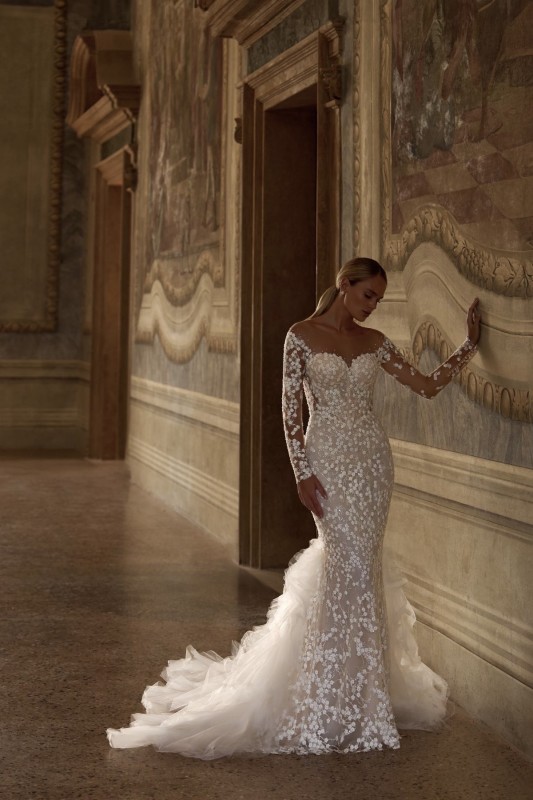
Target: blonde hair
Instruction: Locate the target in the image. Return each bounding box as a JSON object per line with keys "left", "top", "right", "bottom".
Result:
{"left": 310, "top": 257, "right": 387, "bottom": 318}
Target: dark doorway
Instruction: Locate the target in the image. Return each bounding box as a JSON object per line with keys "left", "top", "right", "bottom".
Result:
{"left": 239, "top": 25, "right": 342, "bottom": 570}
{"left": 89, "top": 149, "right": 132, "bottom": 460}
{"left": 240, "top": 87, "right": 320, "bottom": 569}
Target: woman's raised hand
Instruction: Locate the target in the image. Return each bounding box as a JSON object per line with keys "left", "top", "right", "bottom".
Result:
{"left": 467, "top": 298, "right": 481, "bottom": 345}
{"left": 297, "top": 475, "right": 327, "bottom": 518}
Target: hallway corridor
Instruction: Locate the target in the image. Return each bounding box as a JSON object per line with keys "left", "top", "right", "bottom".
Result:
{"left": 1, "top": 457, "right": 531, "bottom": 800}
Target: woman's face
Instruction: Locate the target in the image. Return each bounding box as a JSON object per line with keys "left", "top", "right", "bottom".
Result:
{"left": 341, "top": 275, "right": 387, "bottom": 322}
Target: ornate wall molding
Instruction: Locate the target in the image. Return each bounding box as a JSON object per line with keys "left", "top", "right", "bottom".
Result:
{"left": 390, "top": 437, "right": 533, "bottom": 530}
{"left": 143, "top": 245, "right": 221, "bottom": 309}
{"left": 0, "top": 407, "right": 82, "bottom": 429}
{"left": 0, "top": 0, "right": 66, "bottom": 333}
{"left": 206, "top": 0, "right": 307, "bottom": 46}
{"left": 47, "top": 0, "right": 67, "bottom": 332}
{"left": 387, "top": 437, "right": 533, "bottom": 758}
{"left": 128, "top": 435, "right": 239, "bottom": 521}
{"left": 352, "top": 0, "right": 361, "bottom": 252}
{"left": 131, "top": 376, "right": 239, "bottom": 436}
{"left": 379, "top": 0, "right": 533, "bottom": 299}
{"left": 412, "top": 320, "right": 532, "bottom": 423}
{"left": 0, "top": 359, "right": 89, "bottom": 381}
{"left": 404, "top": 569, "right": 533, "bottom": 689}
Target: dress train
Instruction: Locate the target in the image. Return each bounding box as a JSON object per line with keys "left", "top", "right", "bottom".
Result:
{"left": 107, "top": 540, "right": 447, "bottom": 758}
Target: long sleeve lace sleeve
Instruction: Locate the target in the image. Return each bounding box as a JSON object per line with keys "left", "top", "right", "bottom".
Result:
{"left": 282, "top": 331, "right": 313, "bottom": 482}
{"left": 378, "top": 335, "right": 478, "bottom": 399}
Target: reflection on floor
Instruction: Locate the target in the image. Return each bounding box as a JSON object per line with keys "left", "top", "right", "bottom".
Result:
{"left": 1, "top": 458, "right": 531, "bottom": 800}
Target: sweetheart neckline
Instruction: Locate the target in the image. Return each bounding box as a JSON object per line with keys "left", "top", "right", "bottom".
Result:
{"left": 308, "top": 349, "right": 380, "bottom": 369}
{"left": 288, "top": 329, "right": 385, "bottom": 369}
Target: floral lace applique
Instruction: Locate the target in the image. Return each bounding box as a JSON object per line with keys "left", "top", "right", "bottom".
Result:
{"left": 282, "top": 331, "right": 314, "bottom": 482}
{"left": 377, "top": 336, "right": 477, "bottom": 398}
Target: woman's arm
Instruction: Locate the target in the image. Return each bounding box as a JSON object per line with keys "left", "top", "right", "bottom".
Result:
{"left": 379, "top": 299, "right": 481, "bottom": 399}
{"left": 282, "top": 331, "right": 327, "bottom": 517}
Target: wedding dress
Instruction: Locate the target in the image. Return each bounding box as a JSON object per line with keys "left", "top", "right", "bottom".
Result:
{"left": 107, "top": 331, "right": 477, "bottom": 758}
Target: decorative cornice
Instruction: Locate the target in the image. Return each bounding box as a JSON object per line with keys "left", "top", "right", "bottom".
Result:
{"left": 412, "top": 320, "right": 532, "bottom": 422}
{"left": 206, "top": 0, "right": 307, "bottom": 47}
{"left": 70, "top": 94, "right": 133, "bottom": 142}
{"left": 0, "top": 0, "right": 66, "bottom": 333}
{"left": 379, "top": 0, "right": 533, "bottom": 298}
{"left": 66, "top": 30, "right": 139, "bottom": 143}
{"left": 246, "top": 20, "right": 344, "bottom": 106}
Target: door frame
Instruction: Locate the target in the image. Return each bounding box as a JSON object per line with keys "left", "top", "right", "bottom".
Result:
{"left": 239, "top": 22, "right": 344, "bottom": 566}
{"left": 89, "top": 147, "right": 133, "bottom": 459}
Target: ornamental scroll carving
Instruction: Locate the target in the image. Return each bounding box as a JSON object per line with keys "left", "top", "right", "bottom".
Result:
{"left": 412, "top": 321, "right": 532, "bottom": 424}
{"left": 380, "top": 0, "right": 533, "bottom": 299}
{"left": 388, "top": 205, "right": 533, "bottom": 298}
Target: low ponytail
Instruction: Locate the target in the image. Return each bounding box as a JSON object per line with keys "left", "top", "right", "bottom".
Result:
{"left": 310, "top": 285, "right": 339, "bottom": 318}
{"left": 310, "top": 257, "right": 387, "bottom": 318}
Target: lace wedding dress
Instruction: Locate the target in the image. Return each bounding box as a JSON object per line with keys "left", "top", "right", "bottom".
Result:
{"left": 107, "top": 331, "right": 477, "bottom": 758}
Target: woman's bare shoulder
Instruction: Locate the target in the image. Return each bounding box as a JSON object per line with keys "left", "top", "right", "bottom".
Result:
{"left": 289, "top": 319, "right": 317, "bottom": 336}
{"left": 364, "top": 327, "right": 386, "bottom": 345}
{"left": 289, "top": 318, "right": 324, "bottom": 341}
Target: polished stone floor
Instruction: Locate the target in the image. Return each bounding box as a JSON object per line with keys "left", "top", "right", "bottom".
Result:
{"left": 1, "top": 457, "right": 531, "bottom": 800}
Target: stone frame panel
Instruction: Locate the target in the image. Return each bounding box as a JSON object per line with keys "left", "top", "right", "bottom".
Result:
{"left": 0, "top": 0, "right": 67, "bottom": 333}
{"left": 134, "top": 34, "right": 240, "bottom": 363}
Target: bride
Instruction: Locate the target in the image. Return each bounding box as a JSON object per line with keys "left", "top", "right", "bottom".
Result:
{"left": 107, "top": 257, "right": 481, "bottom": 758}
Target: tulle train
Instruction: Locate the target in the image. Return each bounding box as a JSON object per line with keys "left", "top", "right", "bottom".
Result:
{"left": 107, "top": 539, "right": 448, "bottom": 758}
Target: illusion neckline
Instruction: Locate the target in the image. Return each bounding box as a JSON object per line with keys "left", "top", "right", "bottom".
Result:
{"left": 288, "top": 329, "right": 385, "bottom": 369}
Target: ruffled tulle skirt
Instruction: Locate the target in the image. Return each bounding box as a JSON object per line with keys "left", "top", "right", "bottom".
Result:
{"left": 107, "top": 538, "right": 448, "bottom": 759}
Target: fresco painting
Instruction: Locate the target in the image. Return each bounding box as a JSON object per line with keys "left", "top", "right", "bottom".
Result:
{"left": 145, "top": 0, "right": 223, "bottom": 299}
{"left": 391, "top": 0, "right": 533, "bottom": 252}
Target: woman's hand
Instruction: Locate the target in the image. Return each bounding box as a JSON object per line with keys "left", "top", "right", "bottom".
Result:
{"left": 467, "top": 298, "right": 481, "bottom": 345}
{"left": 297, "top": 475, "right": 327, "bottom": 518}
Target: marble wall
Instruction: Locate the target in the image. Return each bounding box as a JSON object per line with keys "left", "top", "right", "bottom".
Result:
{"left": 128, "top": 0, "right": 240, "bottom": 550}
{"left": 356, "top": 0, "right": 533, "bottom": 759}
